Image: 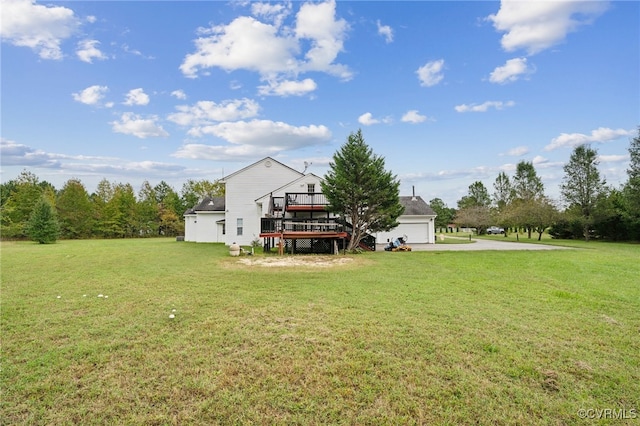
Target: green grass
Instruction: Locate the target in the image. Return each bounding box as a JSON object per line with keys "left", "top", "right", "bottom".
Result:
{"left": 2, "top": 239, "right": 639, "bottom": 425}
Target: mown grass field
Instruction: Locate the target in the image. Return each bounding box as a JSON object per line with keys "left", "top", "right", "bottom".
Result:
{"left": 1, "top": 238, "right": 639, "bottom": 425}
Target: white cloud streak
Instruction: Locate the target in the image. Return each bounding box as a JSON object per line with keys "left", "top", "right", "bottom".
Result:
{"left": 545, "top": 127, "right": 634, "bottom": 151}
{"left": 167, "top": 98, "right": 260, "bottom": 128}
{"left": 173, "top": 120, "right": 331, "bottom": 161}
{"left": 454, "top": 100, "right": 515, "bottom": 113}
{"left": 110, "top": 113, "right": 169, "bottom": 139}
{"left": 258, "top": 78, "right": 317, "bottom": 97}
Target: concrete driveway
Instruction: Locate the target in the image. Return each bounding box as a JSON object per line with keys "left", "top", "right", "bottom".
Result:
{"left": 377, "top": 237, "right": 571, "bottom": 251}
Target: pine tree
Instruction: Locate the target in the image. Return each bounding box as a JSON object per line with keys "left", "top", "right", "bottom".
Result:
{"left": 625, "top": 127, "right": 640, "bottom": 213}
{"left": 560, "top": 144, "right": 606, "bottom": 240}
{"left": 26, "top": 196, "right": 60, "bottom": 244}
{"left": 321, "top": 129, "right": 403, "bottom": 251}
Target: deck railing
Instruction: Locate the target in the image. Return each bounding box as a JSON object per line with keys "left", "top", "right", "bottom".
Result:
{"left": 284, "top": 193, "right": 328, "bottom": 210}
{"left": 261, "top": 217, "right": 343, "bottom": 234}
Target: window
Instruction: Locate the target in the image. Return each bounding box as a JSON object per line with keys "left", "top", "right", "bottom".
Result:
{"left": 236, "top": 218, "right": 243, "bottom": 236}
{"left": 307, "top": 183, "right": 315, "bottom": 193}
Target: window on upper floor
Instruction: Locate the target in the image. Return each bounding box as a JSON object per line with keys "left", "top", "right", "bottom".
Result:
{"left": 307, "top": 183, "right": 315, "bottom": 193}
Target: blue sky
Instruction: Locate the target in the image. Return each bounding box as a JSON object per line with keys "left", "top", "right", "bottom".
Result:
{"left": 1, "top": 0, "right": 638, "bottom": 206}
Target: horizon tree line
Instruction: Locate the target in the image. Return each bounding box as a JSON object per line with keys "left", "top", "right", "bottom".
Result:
{"left": 432, "top": 127, "right": 640, "bottom": 241}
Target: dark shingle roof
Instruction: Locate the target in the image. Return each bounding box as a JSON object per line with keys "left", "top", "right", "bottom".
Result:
{"left": 184, "top": 196, "right": 225, "bottom": 215}
{"left": 399, "top": 196, "right": 436, "bottom": 216}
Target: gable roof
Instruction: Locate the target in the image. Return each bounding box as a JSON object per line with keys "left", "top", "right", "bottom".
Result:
{"left": 184, "top": 196, "right": 225, "bottom": 215}
{"left": 221, "top": 157, "right": 303, "bottom": 182}
{"left": 255, "top": 173, "right": 323, "bottom": 202}
{"left": 399, "top": 196, "right": 436, "bottom": 216}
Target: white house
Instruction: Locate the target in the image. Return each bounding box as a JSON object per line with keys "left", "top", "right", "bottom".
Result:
{"left": 183, "top": 196, "right": 225, "bottom": 243}
{"left": 375, "top": 196, "right": 437, "bottom": 245}
{"left": 184, "top": 157, "right": 437, "bottom": 251}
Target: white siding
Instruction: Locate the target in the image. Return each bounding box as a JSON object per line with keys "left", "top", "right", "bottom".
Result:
{"left": 184, "top": 214, "right": 197, "bottom": 242}
{"left": 184, "top": 212, "right": 225, "bottom": 242}
{"left": 224, "top": 158, "right": 303, "bottom": 245}
{"left": 376, "top": 215, "right": 436, "bottom": 244}
{"left": 195, "top": 212, "right": 225, "bottom": 243}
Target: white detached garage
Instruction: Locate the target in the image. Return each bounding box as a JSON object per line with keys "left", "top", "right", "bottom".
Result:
{"left": 375, "top": 196, "right": 437, "bottom": 245}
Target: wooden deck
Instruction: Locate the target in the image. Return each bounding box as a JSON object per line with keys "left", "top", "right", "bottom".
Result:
{"left": 285, "top": 205, "right": 327, "bottom": 212}
{"left": 259, "top": 231, "right": 348, "bottom": 239}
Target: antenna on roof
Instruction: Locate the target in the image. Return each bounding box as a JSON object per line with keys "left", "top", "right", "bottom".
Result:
{"left": 303, "top": 161, "right": 311, "bottom": 173}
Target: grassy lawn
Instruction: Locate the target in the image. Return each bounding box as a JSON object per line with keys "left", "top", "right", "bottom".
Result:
{"left": 2, "top": 239, "right": 639, "bottom": 425}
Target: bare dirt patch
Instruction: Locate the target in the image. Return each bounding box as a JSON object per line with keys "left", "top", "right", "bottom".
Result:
{"left": 235, "top": 255, "right": 355, "bottom": 268}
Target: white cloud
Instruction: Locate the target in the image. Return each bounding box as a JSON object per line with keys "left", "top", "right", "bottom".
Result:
{"left": 173, "top": 119, "right": 331, "bottom": 160}
{"left": 180, "top": 16, "right": 298, "bottom": 78}
{"left": 489, "top": 57, "right": 533, "bottom": 84}
{"left": 417, "top": 59, "right": 445, "bottom": 87}
{"left": 180, "top": 0, "right": 350, "bottom": 88}
{"left": 0, "top": 138, "right": 61, "bottom": 167}
{"left": 358, "top": 112, "right": 378, "bottom": 126}
{"left": 171, "top": 90, "right": 187, "bottom": 100}
{"left": 110, "top": 113, "right": 169, "bottom": 139}
{"left": 258, "top": 78, "right": 317, "bottom": 96}
{"left": 190, "top": 120, "right": 330, "bottom": 147}
{"left": 377, "top": 20, "right": 393, "bottom": 43}
{"left": 72, "top": 85, "right": 109, "bottom": 106}
{"left": 401, "top": 110, "right": 427, "bottom": 124}
{"left": 294, "top": 0, "right": 350, "bottom": 77}
{"left": 599, "top": 154, "right": 628, "bottom": 163}
{"left": 76, "top": 39, "right": 107, "bottom": 63}
{"left": 167, "top": 98, "right": 260, "bottom": 128}
{"left": 545, "top": 127, "right": 634, "bottom": 151}
{"left": 487, "top": 0, "right": 608, "bottom": 55}
{"left": 123, "top": 88, "right": 150, "bottom": 106}
{"left": 358, "top": 112, "right": 392, "bottom": 126}
{"left": 454, "top": 100, "right": 515, "bottom": 113}
{"left": 504, "top": 146, "right": 529, "bottom": 156}
{"left": 251, "top": 2, "right": 292, "bottom": 27}
{"left": 0, "top": 0, "right": 80, "bottom": 60}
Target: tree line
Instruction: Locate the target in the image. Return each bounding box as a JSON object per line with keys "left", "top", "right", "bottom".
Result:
{"left": 0, "top": 174, "right": 224, "bottom": 242}
{"left": 2, "top": 128, "right": 638, "bottom": 243}
{"left": 429, "top": 128, "right": 640, "bottom": 241}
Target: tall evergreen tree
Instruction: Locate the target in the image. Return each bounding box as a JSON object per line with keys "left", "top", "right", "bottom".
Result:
{"left": 1, "top": 171, "right": 46, "bottom": 238}
{"left": 624, "top": 127, "right": 640, "bottom": 215}
{"left": 137, "top": 181, "right": 160, "bottom": 236}
{"left": 57, "top": 179, "right": 94, "bottom": 239}
{"left": 26, "top": 196, "right": 60, "bottom": 244}
{"left": 457, "top": 181, "right": 491, "bottom": 209}
{"left": 512, "top": 161, "right": 544, "bottom": 201}
{"left": 560, "top": 144, "right": 606, "bottom": 240}
{"left": 455, "top": 181, "right": 492, "bottom": 233}
{"left": 492, "top": 171, "right": 513, "bottom": 210}
{"left": 321, "top": 129, "right": 403, "bottom": 251}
